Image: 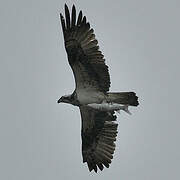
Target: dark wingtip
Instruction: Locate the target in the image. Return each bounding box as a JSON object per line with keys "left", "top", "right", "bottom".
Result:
{"left": 64, "top": 3, "right": 70, "bottom": 29}
{"left": 97, "top": 163, "right": 104, "bottom": 171}
{"left": 77, "top": 10, "right": 83, "bottom": 25}
{"left": 79, "top": 10, "right": 82, "bottom": 16}
{"left": 64, "top": 3, "right": 68, "bottom": 13}
{"left": 94, "top": 166, "right": 97, "bottom": 173}
{"left": 64, "top": 3, "right": 68, "bottom": 9}
{"left": 71, "top": 4, "right": 76, "bottom": 27}
{"left": 82, "top": 16, "right": 86, "bottom": 25}
{"left": 60, "top": 13, "right": 63, "bottom": 19}
{"left": 87, "top": 163, "right": 93, "bottom": 172}
{"left": 64, "top": 3, "right": 69, "bottom": 14}
{"left": 72, "top": 4, "right": 76, "bottom": 9}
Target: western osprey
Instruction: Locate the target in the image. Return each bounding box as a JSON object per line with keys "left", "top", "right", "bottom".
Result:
{"left": 58, "top": 4, "right": 139, "bottom": 173}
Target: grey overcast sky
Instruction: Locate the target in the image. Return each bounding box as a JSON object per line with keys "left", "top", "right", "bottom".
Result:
{"left": 0, "top": 0, "right": 180, "bottom": 179}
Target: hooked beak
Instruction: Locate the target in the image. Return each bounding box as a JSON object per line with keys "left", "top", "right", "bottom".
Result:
{"left": 57, "top": 98, "right": 62, "bottom": 103}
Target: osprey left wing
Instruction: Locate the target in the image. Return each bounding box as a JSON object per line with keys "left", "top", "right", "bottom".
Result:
{"left": 60, "top": 4, "right": 110, "bottom": 93}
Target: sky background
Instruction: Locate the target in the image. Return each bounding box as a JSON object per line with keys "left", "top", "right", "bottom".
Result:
{"left": 0, "top": 0, "right": 180, "bottom": 179}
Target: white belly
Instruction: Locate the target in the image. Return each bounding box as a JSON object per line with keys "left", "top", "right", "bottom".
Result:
{"left": 76, "top": 90, "right": 105, "bottom": 105}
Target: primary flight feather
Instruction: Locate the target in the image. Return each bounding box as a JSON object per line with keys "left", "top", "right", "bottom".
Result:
{"left": 58, "top": 4, "right": 139, "bottom": 173}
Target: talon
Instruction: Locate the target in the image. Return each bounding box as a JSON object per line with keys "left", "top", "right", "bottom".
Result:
{"left": 123, "top": 105, "right": 132, "bottom": 115}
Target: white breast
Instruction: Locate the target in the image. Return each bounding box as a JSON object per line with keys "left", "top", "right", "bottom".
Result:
{"left": 76, "top": 89, "right": 105, "bottom": 105}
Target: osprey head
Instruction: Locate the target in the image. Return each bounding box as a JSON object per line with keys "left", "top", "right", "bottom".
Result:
{"left": 57, "top": 94, "right": 72, "bottom": 104}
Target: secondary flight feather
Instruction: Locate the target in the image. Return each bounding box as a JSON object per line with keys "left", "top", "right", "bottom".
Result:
{"left": 58, "top": 4, "right": 139, "bottom": 173}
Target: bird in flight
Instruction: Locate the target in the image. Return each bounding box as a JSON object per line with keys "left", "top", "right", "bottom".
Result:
{"left": 58, "top": 4, "right": 139, "bottom": 173}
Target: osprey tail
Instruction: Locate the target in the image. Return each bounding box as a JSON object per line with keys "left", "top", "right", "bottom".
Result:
{"left": 107, "top": 92, "right": 139, "bottom": 106}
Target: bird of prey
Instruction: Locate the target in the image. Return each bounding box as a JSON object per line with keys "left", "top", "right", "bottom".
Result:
{"left": 58, "top": 4, "right": 139, "bottom": 173}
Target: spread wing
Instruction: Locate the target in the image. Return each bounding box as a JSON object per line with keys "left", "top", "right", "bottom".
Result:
{"left": 80, "top": 106, "right": 118, "bottom": 172}
{"left": 60, "top": 4, "right": 110, "bottom": 93}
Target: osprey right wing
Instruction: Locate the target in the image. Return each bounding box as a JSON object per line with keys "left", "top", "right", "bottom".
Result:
{"left": 80, "top": 106, "right": 118, "bottom": 172}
